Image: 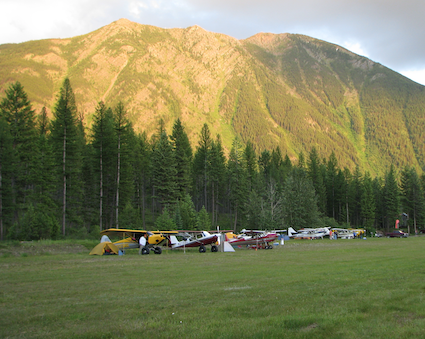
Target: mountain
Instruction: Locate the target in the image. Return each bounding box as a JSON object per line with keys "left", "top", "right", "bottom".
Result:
{"left": 1, "top": 18, "right": 424, "bottom": 176}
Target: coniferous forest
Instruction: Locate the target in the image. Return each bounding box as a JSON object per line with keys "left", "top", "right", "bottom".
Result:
{"left": 1, "top": 79, "right": 425, "bottom": 241}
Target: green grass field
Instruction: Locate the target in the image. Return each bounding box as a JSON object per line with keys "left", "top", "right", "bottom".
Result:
{"left": 1, "top": 237, "right": 425, "bottom": 338}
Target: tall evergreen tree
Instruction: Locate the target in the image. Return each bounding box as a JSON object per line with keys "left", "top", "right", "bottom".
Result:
{"left": 37, "top": 106, "right": 50, "bottom": 136}
{"left": 91, "top": 102, "right": 116, "bottom": 231}
{"left": 400, "top": 166, "right": 424, "bottom": 234}
{"left": 0, "top": 117, "right": 13, "bottom": 240}
{"left": 32, "top": 111, "right": 58, "bottom": 239}
{"left": 227, "top": 136, "right": 247, "bottom": 230}
{"left": 348, "top": 166, "right": 363, "bottom": 226}
{"left": 371, "top": 176, "right": 384, "bottom": 229}
{"left": 180, "top": 193, "right": 197, "bottom": 230}
{"left": 151, "top": 131, "right": 177, "bottom": 209}
{"left": 193, "top": 123, "right": 212, "bottom": 210}
{"left": 282, "top": 167, "right": 320, "bottom": 229}
{"left": 133, "top": 132, "right": 151, "bottom": 228}
{"left": 325, "top": 151, "right": 339, "bottom": 219}
{"left": 50, "top": 78, "right": 82, "bottom": 236}
{"left": 307, "top": 146, "right": 326, "bottom": 214}
{"left": 244, "top": 141, "right": 257, "bottom": 191}
{"left": 113, "top": 102, "right": 134, "bottom": 228}
{"left": 361, "top": 171, "right": 376, "bottom": 230}
{"left": 383, "top": 165, "right": 400, "bottom": 231}
{"left": 0, "top": 81, "right": 38, "bottom": 228}
{"left": 170, "top": 118, "right": 192, "bottom": 199}
{"left": 209, "top": 135, "right": 226, "bottom": 225}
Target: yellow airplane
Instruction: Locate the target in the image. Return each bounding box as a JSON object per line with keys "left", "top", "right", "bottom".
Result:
{"left": 99, "top": 228, "right": 179, "bottom": 255}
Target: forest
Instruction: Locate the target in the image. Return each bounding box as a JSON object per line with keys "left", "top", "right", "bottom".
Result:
{"left": 1, "top": 79, "right": 424, "bottom": 241}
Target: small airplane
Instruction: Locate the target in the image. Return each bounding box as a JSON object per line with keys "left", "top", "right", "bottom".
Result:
{"left": 169, "top": 231, "right": 219, "bottom": 253}
{"left": 288, "top": 227, "right": 330, "bottom": 239}
{"left": 330, "top": 228, "right": 365, "bottom": 239}
{"left": 225, "top": 229, "right": 278, "bottom": 249}
{"left": 99, "top": 228, "right": 179, "bottom": 255}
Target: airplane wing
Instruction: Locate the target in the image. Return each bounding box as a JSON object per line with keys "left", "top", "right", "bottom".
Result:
{"left": 100, "top": 228, "right": 178, "bottom": 236}
{"left": 100, "top": 228, "right": 149, "bottom": 237}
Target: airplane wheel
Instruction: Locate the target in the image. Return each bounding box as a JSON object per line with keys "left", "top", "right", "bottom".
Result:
{"left": 199, "top": 245, "right": 206, "bottom": 253}
{"left": 154, "top": 247, "right": 162, "bottom": 255}
{"left": 141, "top": 247, "right": 150, "bottom": 255}
{"left": 211, "top": 245, "right": 218, "bottom": 252}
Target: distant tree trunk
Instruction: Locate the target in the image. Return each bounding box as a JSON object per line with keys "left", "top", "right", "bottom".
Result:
{"left": 142, "top": 183, "right": 146, "bottom": 228}
{"left": 211, "top": 181, "right": 215, "bottom": 225}
{"left": 116, "top": 133, "right": 120, "bottom": 228}
{"left": 99, "top": 143, "right": 103, "bottom": 232}
{"left": 233, "top": 203, "right": 238, "bottom": 232}
{"left": 0, "top": 162, "right": 3, "bottom": 241}
{"left": 62, "top": 127, "right": 66, "bottom": 236}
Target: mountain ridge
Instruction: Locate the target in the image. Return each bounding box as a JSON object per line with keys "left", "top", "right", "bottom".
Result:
{"left": 1, "top": 18, "right": 424, "bottom": 176}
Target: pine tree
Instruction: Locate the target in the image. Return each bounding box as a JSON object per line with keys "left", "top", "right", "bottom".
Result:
{"left": 113, "top": 102, "right": 135, "bottom": 228}
{"left": 91, "top": 102, "right": 116, "bottom": 230}
{"left": 170, "top": 118, "right": 193, "bottom": 199}
{"left": 133, "top": 132, "right": 151, "bottom": 228}
{"left": 50, "top": 78, "right": 82, "bottom": 236}
{"left": 244, "top": 141, "right": 257, "bottom": 191}
{"left": 197, "top": 206, "right": 211, "bottom": 230}
{"left": 193, "top": 123, "right": 212, "bottom": 210}
{"left": 383, "top": 165, "right": 400, "bottom": 231}
{"left": 37, "top": 107, "right": 49, "bottom": 136}
{"left": 0, "top": 81, "right": 38, "bottom": 228}
{"left": 0, "top": 116, "right": 13, "bottom": 240}
{"left": 209, "top": 135, "right": 226, "bottom": 225}
{"left": 361, "top": 171, "right": 376, "bottom": 230}
{"left": 32, "top": 111, "right": 58, "bottom": 239}
{"left": 180, "top": 193, "right": 197, "bottom": 230}
{"left": 282, "top": 167, "right": 320, "bottom": 229}
{"left": 263, "top": 178, "right": 284, "bottom": 230}
{"left": 227, "top": 136, "right": 247, "bottom": 230}
{"left": 348, "top": 166, "right": 363, "bottom": 226}
{"left": 307, "top": 146, "right": 326, "bottom": 214}
{"left": 325, "top": 151, "right": 339, "bottom": 219}
{"left": 151, "top": 131, "right": 177, "bottom": 209}
{"left": 400, "top": 166, "right": 424, "bottom": 234}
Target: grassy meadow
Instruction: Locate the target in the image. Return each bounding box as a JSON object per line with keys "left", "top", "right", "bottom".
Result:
{"left": 1, "top": 237, "right": 425, "bottom": 338}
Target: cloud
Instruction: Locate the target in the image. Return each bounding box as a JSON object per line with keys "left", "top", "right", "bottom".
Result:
{"left": 1, "top": 0, "right": 424, "bottom": 84}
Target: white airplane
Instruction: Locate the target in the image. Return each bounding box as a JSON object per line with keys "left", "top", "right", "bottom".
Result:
{"left": 330, "top": 228, "right": 357, "bottom": 239}
{"left": 288, "top": 227, "right": 330, "bottom": 239}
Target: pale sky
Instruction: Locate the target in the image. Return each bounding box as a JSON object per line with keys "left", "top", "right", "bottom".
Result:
{"left": 1, "top": 0, "right": 425, "bottom": 85}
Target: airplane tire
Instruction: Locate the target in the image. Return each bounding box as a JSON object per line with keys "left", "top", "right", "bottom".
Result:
{"left": 211, "top": 245, "right": 218, "bottom": 252}
{"left": 141, "top": 247, "right": 150, "bottom": 255}
{"left": 154, "top": 247, "right": 162, "bottom": 255}
{"left": 199, "top": 245, "right": 206, "bottom": 253}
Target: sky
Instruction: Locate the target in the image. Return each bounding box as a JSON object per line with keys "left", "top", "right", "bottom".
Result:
{"left": 1, "top": 0, "right": 425, "bottom": 85}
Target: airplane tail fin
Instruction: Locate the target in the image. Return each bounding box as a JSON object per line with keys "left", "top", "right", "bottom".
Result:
{"left": 169, "top": 235, "right": 179, "bottom": 245}
{"left": 288, "top": 227, "right": 297, "bottom": 237}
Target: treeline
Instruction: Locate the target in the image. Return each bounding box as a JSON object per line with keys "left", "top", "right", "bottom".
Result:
{"left": 1, "top": 79, "right": 425, "bottom": 240}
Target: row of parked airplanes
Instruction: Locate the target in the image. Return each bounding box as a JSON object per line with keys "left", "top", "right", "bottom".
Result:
{"left": 89, "top": 226, "right": 367, "bottom": 255}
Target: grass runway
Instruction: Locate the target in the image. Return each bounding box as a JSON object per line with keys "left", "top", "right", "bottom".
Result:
{"left": 1, "top": 237, "right": 425, "bottom": 338}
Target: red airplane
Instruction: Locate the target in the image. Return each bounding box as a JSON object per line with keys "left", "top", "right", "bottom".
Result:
{"left": 169, "top": 231, "right": 219, "bottom": 253}
{"left": 225, "top": 229, "right": 278, "bottom": 249}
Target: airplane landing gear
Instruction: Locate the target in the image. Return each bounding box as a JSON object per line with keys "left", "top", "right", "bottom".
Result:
{"left": 141, "top": 247, "right": 150, "bottom": 255}
{"left": 199, "top": 245, "right": 206, "bottom": 253}
{"left": 154, "top": 247, "right": 162, "bottom": 255}
{"left": 211, "top": 245, "right": 218, "bottom": 252}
